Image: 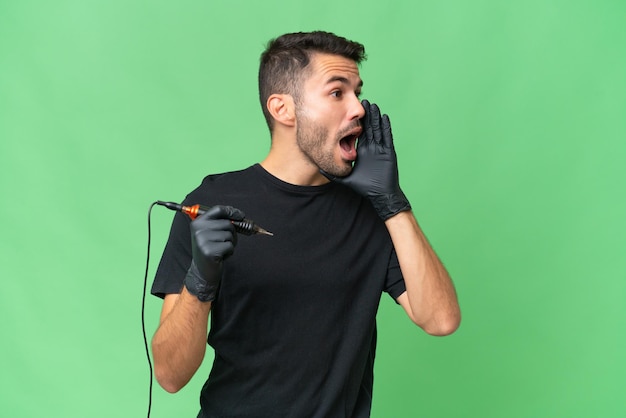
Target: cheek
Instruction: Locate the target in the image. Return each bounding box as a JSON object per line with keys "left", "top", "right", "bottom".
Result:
{"left": 297, "top": 102, "right": 343, "bottom": 141}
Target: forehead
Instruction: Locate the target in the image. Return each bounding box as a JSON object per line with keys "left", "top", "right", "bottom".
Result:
{"left": 305, "top": 52, "right": 362, "bottom": 87}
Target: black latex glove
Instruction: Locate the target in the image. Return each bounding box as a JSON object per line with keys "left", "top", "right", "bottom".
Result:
{"left": 184, "top": 205, "right": 245, "bottom": 302}
{"left": 325, "top": 100, "right": 411, "bottom": 220}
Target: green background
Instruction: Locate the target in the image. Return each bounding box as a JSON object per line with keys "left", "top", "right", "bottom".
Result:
{"left": 1, "top": 0, "right": 624, "bottom": 417}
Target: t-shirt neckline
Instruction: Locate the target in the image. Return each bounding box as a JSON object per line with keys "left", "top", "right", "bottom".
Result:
{"left": 252, "top": 163, "right": 335, "bottom": 195}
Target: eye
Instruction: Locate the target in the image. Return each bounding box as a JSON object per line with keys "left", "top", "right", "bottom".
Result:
{"left": 331, "top": 90, "right": 342, "bottom": 98}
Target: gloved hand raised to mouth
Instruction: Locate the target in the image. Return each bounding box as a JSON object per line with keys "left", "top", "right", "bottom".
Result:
{"left": 324, "top": 99, "right": 411, "bottom": 220}
{"left": 184, "top": 205, "right": 246, "bottom": 302}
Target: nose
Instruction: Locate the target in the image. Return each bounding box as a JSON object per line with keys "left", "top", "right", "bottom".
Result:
{"left": 349, "top": 96, "right": 365, "bottom": 121}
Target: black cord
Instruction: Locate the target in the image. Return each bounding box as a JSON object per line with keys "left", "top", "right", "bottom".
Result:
{"left": 142, "top": 202, "right": 159, "bottom": 418}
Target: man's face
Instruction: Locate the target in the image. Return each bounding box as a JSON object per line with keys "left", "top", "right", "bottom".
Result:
{"left": 295, "top": 53, "right": 365, "bottom": 177}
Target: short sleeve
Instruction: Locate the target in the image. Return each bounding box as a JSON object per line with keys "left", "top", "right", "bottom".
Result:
{"left": 384, "top": 247, "right": 406, "bottom": 302}
{"left": 151, "top": 209, "right": 193, "bottom": 299}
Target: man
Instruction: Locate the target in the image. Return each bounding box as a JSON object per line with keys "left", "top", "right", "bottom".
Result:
{"left": 151, "top": 31, "right": 460, "bottom": 417}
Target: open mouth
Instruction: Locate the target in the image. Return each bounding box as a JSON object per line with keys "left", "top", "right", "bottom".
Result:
{"left": 339, "top": 127, "right": 362, "bottom": 162}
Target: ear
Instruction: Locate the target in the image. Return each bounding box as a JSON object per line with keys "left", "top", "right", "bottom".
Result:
{"left": 267, "top": 94, "right": 296, "bottom": 128}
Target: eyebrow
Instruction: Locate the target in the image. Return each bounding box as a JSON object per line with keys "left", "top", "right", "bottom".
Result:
{"left": 326, "top": 75, "right": 364, "bottom": 89}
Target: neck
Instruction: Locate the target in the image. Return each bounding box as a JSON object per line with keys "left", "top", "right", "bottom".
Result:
{"left": 260, "top": 131, "right": 330, "bottom": 186}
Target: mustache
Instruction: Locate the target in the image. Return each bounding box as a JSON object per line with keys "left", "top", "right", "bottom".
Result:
{"left": 337, "top": 121, "right": 362, "bottom": 138}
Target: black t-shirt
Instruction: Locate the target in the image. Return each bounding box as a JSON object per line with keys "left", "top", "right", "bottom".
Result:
{"left": 152, "top": 164, "right": 406, "bottom": 418}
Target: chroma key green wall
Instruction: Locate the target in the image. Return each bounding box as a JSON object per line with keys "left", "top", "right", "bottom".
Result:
{"left": 1, "top": 1, "right": 624, "bottom": 417}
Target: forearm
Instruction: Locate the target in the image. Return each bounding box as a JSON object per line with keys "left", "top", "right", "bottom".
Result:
{"left": 386, "top": 211, "right": 461, "bottom": 335}
{"left": 152, "top": 287, "right": 212, "bottom": 393}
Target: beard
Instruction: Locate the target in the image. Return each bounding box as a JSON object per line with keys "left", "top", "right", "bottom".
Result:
{"left": 295, "top": 111, "right": 354, "bottom": 178}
